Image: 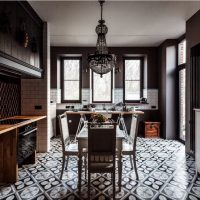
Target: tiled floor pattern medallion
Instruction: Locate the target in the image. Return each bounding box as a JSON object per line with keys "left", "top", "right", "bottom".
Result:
{"left": 0, "top": 138, "right": 199, "bottom": 200}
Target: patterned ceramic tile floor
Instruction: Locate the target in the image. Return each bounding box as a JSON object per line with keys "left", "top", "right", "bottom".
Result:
{"left": 0, "top": 137, "right": 200, "bottom": 200}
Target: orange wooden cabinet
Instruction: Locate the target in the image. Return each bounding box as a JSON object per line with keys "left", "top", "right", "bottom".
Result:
{"left": 145, "top": 122, "right": 160, "bottom": 138}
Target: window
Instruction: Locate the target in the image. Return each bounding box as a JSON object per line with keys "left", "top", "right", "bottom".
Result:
{"left": 179, "top": 68, "right": 186, "bottom": 141}
{"left": 124, "top": 58, "right": 143, "bottom": 102}
{"left": 92, "top": 71, "right": 113, "bottom": 103}
{"left": 178, "top": 38, "right": 186, "bottom": 142}
{"left": 178, "top": 39, "right": 186, "bottom": 65}
{"left": 61, "top": 58, "right": 81, "bottom": 102}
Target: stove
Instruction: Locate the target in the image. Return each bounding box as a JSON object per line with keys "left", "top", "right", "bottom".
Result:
{"left": 0, "top": 118, "right": 29, "bottom": 125}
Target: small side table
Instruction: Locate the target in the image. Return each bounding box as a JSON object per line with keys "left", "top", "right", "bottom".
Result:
{"left": 145, "top": 122, "right": 160, "bottom": 138}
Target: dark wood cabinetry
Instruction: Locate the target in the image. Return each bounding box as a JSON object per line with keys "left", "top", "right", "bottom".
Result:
{"left": 0, "top": 1, "right": 43, "bottom": 77}
{"left": 145, "top": 122, "right": 160, "bottom": 138}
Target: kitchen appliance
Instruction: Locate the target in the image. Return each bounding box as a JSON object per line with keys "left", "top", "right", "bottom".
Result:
{"left": 17, "top": 122, "right": 37, "bottom": 165}
{"left": 0, "top": 118, "right": 37, "bottom": 165}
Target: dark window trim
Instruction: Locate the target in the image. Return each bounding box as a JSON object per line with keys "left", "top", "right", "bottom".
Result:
{"left": 92, "top": 70, "right": 113, "bottom": 103}
{"left": 61, "top": 57, "right": 82, "bottom": 103}
{"left": 123, "top": 57, "right": 144, "bottom": 103}
{"left": 178, "top": 34, "right": 186, "bottom": 43}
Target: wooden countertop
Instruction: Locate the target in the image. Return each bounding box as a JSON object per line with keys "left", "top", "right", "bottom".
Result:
{"left": 0, "top": 116, "right": 46, "bottom": 135}
{"left": 65, "top": 110, "right": 144, "bottom": 115}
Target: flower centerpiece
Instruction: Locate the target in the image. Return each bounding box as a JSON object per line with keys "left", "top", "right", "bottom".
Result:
{"left": 90, "top": 113, "right": 107, "bottom": 123}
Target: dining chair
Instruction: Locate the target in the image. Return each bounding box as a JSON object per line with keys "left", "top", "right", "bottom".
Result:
{"left": 87, "top": 123, "right": 117, "bottom": 199}
{"left": 121, "top": 115, "right": 139, "bottom": 180}
{"left": 58, "top": 113, "right": 87, "bottom": 179}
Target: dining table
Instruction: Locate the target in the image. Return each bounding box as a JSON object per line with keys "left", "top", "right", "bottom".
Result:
{"left": 65, "top": 110, "right": 144, "bottom": 141}
{"left": 76, "top": 125, "right": 125, "bottom": 192}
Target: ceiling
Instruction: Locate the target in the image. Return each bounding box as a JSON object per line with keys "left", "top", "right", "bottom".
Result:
{"left": 29, "top": 1, "right": 200, "bottom": 47}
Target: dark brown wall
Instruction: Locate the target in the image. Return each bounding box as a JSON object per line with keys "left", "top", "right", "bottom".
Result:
{"left": 158, "top": 39, "right": 178, "bottom": 139}
{"left": 186, "top": 10, "right": 200, "bottom": 153}
{"left": 50, "top": 47, "right": 159, "bottom": 89}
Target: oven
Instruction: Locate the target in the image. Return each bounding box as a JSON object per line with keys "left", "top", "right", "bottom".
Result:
{"left": 17, "top": 122, "right": 37, "bottom": 165}
{"left": 0, "top": 118, "right": 38, "bottom": 165}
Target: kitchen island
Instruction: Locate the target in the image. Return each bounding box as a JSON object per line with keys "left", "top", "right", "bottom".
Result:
{"left": 0, "top": 116, "right": 46, "bottom": 184}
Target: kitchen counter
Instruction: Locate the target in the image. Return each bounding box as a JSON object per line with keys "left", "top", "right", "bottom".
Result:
{"left": 0, "top": 115, "right": 46, "bottom": 135}
{"left": 0, "top": 115, "right": 46, "bottom": 184}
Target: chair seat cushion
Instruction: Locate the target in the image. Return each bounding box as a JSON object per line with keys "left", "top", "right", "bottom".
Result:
{"left": 65, "top": 143, "right": 78, "bottom": 152}
{"left": 122, "top": 141, "right": 134, "bottom": 152}
{"left": 65, "top": 143, "right": 87, "bottom": 154}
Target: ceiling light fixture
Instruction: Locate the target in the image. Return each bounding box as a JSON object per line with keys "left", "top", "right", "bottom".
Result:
{"left": 88, "top": 0, "right": 116, "bottom": 78}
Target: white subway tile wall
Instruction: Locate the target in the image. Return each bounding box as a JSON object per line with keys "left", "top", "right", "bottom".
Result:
{"left": 54, "top": 88, "right": 158, "bottom": 110}
{"left": 57, "top": 89, "right": 61, "bottom": 103}
{"left": 50, "top": 89, "right": 57, "bottom": 103}
{"left": 114, "top": 88, "right": 123, "bottom": 104}
{"left": 143, "top": 89, "right": 148, "bottom": 98}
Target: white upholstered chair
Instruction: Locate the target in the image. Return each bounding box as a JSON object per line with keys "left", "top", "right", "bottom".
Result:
{"left": 87, "top": 123, "right": 117, "bottom": 199}
{"left": 58, "top": 113, "right": 87, "bottom": 179}
{"left": 122, "top": 115, "right": 139, "bottom": 179}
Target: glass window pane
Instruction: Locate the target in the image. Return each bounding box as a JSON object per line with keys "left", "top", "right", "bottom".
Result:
{"left": 179, "top": 69, "right": 186, "bottom": 141}
{"left": 93, "top": 72, "right": 111, "bottom": 102}
{"left": 125, "top": 81, "right": 140, "bottom": 100}
{"left": 64, "top": 81, "right": 79, "bottom": 100}
{"left": 178, "top": 39, "right": 186, "bottom": 65}
{"left": 64, "top": 59, "right": 80, "bottom": 80}
{"left": 125, "top": 60, "right": 140, "bottom": 80}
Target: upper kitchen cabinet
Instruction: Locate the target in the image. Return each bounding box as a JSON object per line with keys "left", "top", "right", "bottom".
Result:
{"left": 0, "top": 1, "right": 43, "bottom": 78}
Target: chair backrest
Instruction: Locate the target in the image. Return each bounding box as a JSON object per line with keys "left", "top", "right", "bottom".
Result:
{"left": 129, "top": 115, "right": 139, "bottom": 150}
{"left": 58, "top": 113, "right": 70, "bottom": 151}
{"left": 88, "top": 123, "right": 117, "bottom": 165}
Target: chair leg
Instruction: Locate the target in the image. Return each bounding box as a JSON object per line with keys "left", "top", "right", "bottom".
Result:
{"left": 84, "top": 156, "right": 87, "bottom": 179}
{"left": 113, "top": 172, "right": 115, "bottom": 200}
{"left": 133, "top": 156, "right": 139, "bottom": 180}
{"left": 129, "top": 155, "right": 133, "bottom": 169}
{"left": 60, "top": 155, "right": 66, "bottom": 179}
{"left": 88, "top": 172, "right": 91, "bottom": 200}
{"left": 65, "top": 156, "right": 69, "bottom": 170}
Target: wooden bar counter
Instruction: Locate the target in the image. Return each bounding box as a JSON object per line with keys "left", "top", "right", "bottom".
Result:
{"left": 0, "top": 116, "right": 46, "bottom": 185}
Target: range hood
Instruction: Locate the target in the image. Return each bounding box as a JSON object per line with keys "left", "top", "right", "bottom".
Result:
{"left": 0, "top": 52, "right": 43, "bottom": 78}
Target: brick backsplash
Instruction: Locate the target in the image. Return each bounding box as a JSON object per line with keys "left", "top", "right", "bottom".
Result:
{"left": 55, "top": 88, "right": 158, "bottom": 110}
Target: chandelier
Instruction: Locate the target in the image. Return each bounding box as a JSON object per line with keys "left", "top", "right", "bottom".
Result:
{"left": 88, "top": 0, "right": 116, "bottom": 78}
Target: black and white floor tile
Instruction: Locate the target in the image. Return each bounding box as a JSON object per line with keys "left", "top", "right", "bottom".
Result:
{"left": 0, "top": 137, "right": 199, "bottom": 200}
